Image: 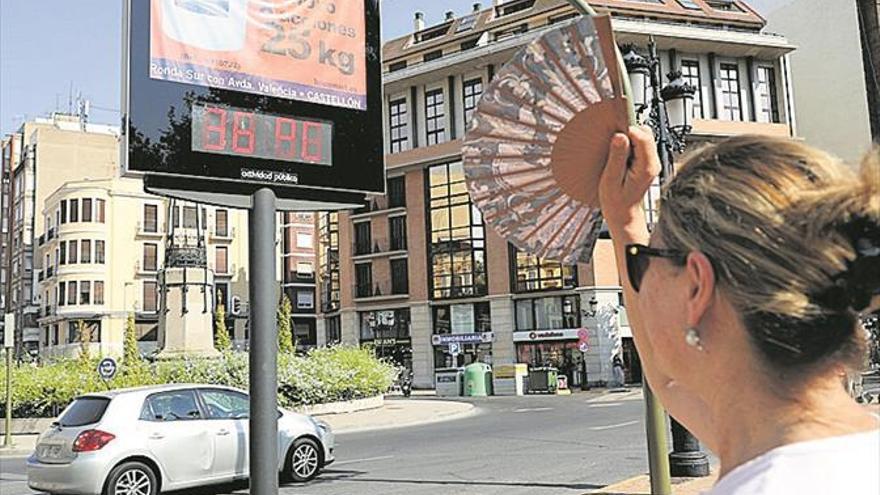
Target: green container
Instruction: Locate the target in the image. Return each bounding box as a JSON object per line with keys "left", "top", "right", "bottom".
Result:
{"left": 464, "top": 363, "right": 493, "bottom": 397}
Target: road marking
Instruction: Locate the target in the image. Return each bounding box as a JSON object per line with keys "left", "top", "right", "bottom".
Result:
{"left": 332, "top": 455, "right": 394, "bottom": 466}
{"left": 589, "top": 420, "right": 640, "bottom": 431}
{"left": 512, "top": 407, "right": 554, "bottom": 413}
{"left": 587, "top": 403, "right": 622, "bottom": 408}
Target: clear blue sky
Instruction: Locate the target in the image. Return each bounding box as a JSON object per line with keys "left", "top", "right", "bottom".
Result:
{"left": 0, "top": 0, "right": 787, "bottom": 136}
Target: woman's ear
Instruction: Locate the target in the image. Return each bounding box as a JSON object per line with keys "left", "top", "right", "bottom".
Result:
{"left": 685, "top": 251, "right": 716, "bottom": 327}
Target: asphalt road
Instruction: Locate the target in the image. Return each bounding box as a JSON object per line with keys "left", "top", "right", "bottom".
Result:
{"left": 1, "top": 390, "right": 660, "bottom": 495}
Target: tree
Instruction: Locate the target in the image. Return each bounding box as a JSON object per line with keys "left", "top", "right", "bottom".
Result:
{"left": 122, "top": 312, "right": 140, "bottom": 367}
{"left": 277, "top": 294, "right": 295, "bottom": 353}
{"left": 77, "top": 320, "right": 91, "bottom": 363}
{"left": 215, "top": 292, "right": 232, "bottom": 352}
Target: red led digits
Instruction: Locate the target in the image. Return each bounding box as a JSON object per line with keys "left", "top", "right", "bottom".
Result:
{"left": 231, "top": 111, "right": 255, "bottom": 154}
{"left": 203, "top": 106, "right": 227, "bottom": 151}
{"left": 301, "top": 121, "right": 323, "bottom": 163}
{"left": 274, "top": 117, "right": 298, "bottom": 159}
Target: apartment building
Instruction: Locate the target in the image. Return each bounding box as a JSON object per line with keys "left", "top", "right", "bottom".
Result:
{"left": 0, "top": 135, "right": 20, "bottom": 346}
{"left": 317, "top": 0, "right": 797, "bottom": 388}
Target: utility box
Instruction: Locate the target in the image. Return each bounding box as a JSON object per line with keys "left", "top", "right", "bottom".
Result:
{"left": 493, "top": 363, "right": 529, "bottom": 396}
{"left": 464, "top": 363, "right": 493, "bottom": 397}
{"left": 528, "top": 367, "right": 559, "bottom": 394}
{"left": 435, "top": 368, "right": 464, "bottom": 397}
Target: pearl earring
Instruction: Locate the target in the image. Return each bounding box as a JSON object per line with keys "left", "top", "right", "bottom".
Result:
{"left": 685, "top": 328, "right": 704, "bottom": 351}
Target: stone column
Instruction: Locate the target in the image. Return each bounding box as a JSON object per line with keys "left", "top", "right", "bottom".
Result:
{"left": 489, "top": 295, "right": 515, "bottom": 367}
{"left": 410, "top": 302, "right": 434, "bottom": 389}
{"left": 340, "top": 309, "right": 358, "bottom": 346}
{"left": 157, "top": 266, "right": 219, "bottom": 358}
{"left": 315, "top": 316, "right": 327, "bottom": 347}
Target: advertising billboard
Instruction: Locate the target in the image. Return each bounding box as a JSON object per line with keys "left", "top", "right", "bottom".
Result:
{"left": 122, "top": 0, "right": 384, "bottom": 208}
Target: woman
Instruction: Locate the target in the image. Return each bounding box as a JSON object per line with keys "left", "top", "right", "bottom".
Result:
{"left": 597, "top": 128, "right": 879, "bottom": 494}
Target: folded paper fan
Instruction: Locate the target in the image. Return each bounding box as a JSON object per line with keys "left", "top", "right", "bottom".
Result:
{"left": 462, "top": 15, "right": 628, "bottom": 264}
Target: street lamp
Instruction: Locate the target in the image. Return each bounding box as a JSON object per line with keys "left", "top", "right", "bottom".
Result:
{"left": 622, "top": 36, "right": 708, "bottom": 479}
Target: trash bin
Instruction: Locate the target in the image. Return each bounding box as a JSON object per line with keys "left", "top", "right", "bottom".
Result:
{"left": 528, "top": 367, "right": 558, "bottom": 394}
{"left": 493, "top": 363, "right": 528, "bottom": 396}
{"left": 464, "top": 362, "right": 493, "bottom": 396}
{"left": 435, "top": 368, "right": 464, "bottom": 396}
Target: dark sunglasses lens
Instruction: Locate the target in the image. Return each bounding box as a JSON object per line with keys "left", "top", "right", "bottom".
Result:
{"left": 626, "top": 247, "right": 650, "bottom": 292}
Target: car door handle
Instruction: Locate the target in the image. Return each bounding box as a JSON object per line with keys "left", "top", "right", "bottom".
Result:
{"left": 149, "top": 433, "right": 165, "bottom": 440}
{"left": 217, "top": 429, "right": 230, "bottom": 436}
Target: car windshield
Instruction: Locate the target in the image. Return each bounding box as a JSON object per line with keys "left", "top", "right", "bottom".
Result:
{"left": 58, "top": 397, "right": 111, "bottom": 427}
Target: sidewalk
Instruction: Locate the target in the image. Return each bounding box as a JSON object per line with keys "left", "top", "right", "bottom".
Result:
{"left": 587, "top": 473, "right": 718, "bottom": 495}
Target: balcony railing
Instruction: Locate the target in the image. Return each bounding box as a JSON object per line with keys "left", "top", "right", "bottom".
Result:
{"left": 37, "top": 270, "right": 44, "bottom": 282}
{"left": 47, "top": 228, "right": 56, "bottom": 241}
{"left": 46, "top": 266, "right": 55, "bottom": 278}
{"left": 352, "top": 237, "right": 407, "bottom": 257}
{"left": 351, "top": 196, "right": 405, "bottom": 216}
{"left": 38, "top": 234, "right": 45, "bottom": 246}
{"left": 136, "top": 221, "right": 163, "bottom": 236}
{"left": 353, "top": 279, "right": 408, "bottom": 299}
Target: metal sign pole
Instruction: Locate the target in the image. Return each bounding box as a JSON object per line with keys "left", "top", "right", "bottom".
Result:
{"left": 4, "top": 347, "right": 11, "bottom": 448}
{"left": 249, "top": 188, "right": 278, "bottom": 495}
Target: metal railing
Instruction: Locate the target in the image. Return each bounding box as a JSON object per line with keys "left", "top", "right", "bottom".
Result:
{"left": 353, "top": 279, "right": 408, "bottom": 299}
{"left": 352, "top": 237, "right": 407, "bottom": 256}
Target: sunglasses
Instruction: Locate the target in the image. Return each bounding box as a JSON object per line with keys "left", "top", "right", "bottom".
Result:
{"left": 625, "top": 244, "right": 688, "bottom": 292}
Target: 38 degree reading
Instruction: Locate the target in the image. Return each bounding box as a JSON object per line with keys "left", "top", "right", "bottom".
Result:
{"left": 191, "top": 103, "right": 333, "bottom": 166}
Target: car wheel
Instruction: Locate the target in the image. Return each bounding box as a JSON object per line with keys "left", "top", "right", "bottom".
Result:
{"left": 287, "top": 438, "right": 322, "bottom": 482}
{"left": 104, "top": 461, "right": 158, "bottom": 495}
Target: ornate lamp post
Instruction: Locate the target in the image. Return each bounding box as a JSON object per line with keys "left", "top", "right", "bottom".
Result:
{"left": 622, "top": 38, "right": 709, "bottom": 479}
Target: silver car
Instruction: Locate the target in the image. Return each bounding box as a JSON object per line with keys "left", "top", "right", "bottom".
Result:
{"left": 27, "top": 384, "right": 334, "bottom": 495}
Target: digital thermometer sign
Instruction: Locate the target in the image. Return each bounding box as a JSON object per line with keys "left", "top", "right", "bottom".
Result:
{"left": 191, "top": 103, "right": 332, "bottom": 165}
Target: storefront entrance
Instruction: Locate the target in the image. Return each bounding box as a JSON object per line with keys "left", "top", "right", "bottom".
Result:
{"left": 516, "top": 341, "right": 585, "bottom": 389}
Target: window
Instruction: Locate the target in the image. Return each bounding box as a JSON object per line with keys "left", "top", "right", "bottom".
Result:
{"left": 82, "top": 199, "right": 92, "bottom": 222}
{"left": 389, "top": 60, "right": 407, "bottom": 72}
{"left": 415, "top": 25, "right": 450, "bottom": 43}
{"left": 719, "top": 63, "right": 742, "bottom": 121}
{"left": 325, "top": 316, "right": 342, "bottom": 345}
{"left": 389, "top": 216, "right": 407, "bottom": 251}
{"left": 296, "top": 262, "right": 313, "bottom": 277}
{"left": 676, "top": 0, "right": 702, "bottom": 9}
{"left": 69, "top": 199, "right": 79, "bottom": 222}
{"left": 391, "top": 258, "right": 409, "bottom": 294}
{"left": 388, "top": 99, "right": 409, "bottom": 153}
{"left": 388, "top": 176, "right": 406, "bottom": 208}
{"left": 81, "top": 240, "right": 91, "bottom": 263}
{"left": 494, "top": 23, "right": 527, "bottom": 42}
{"left": 463, "top": 78, "right": 483, "bottom": 125}
{"left": 183, "top": 206, "right": 198, "bottom": 229}
{"left": 432, "top": 302, "right": 491, "bottom": 334}
{"left": 515, "top": 295, "right": 580, "bottom": 330}
{"left": 756, "top": 66, "right": 779, "bottom": 123}
{"left": 319, "top": 212, "right": 340, "bottom": 313}
{"left": 143, "top": 281, "right": 158, "bottom": 312}
{"left": 425, "top": 88, "right": 446, "bottom": 145}
{"left": 456, "top": 13, "right": 478, "bottom": 32}
{"left": 354, "top": 222, "right": 371, "bottom": 255}
{"left": 58, "top": 397, "right": 111, "bottom": 427}
{"left": 215, "top": 209, "right": 228, "bottom": 236}
{"left": 359, "top": 308, "right": 410, "bottom": 340}
{"left": 296, "top": 291, "right": 314, "bottom": 309}
{"left": 424, "top": 50, "right": 443, "bottom": 62}
{"left": 296, "top": 232, "right": 313, "bottom": 249}
{"left": 428, "top": 162, "right": 487, "bottom": 299}
{"left": 144, "top": 204, "right": 158, "bottom": 233}
{"left": 80, "top": 281, "right": 91, "bottom": 305}
{"left": 68, "top": 240, "right": 78, "bottom": 264}
{"left": 496, "top": 0, "right": 535, "bottom": 17}
{"left": 549, "top": 12, "right": 579, "bottom": 24}
{"left": 96, "top": 199, "right": 105, "bottom": 223}
{"left": 706, "top": 0, "right": 743, "bottom": 12}
{"left": 142, "top": 390, "right": 202, "bottom": 421}
{"left": 67, "top": 281, "right": 77, "bottom": 306}
{"left": 60, "top": 200, "right": 67, "bottom": 223}
{"left": 460, "top": 38, "right": 480, "bottom": 51}
{"left": 94, "top": 281, "right": 104, "bottom": 305}
{"left": 143, "top": 243, "right": 158, "bottom": 271}
{"left": 199, "top": 389, "right": 249, "bottom": 420}
{"left": 172, "top": 206, "right": 180, "bottom": 228}
{"left": 511, "top": 245, "right": 577, "bottom": 292}
{"left": 59, "top": 281, "right": 66, "bottom": 306}
{"left": 680, "top": 60, "right": 703, "bottom": 119}
{"left": 355, "top": 263, "right": 372, "bottom": 298}
{"left": 215, "top": 246, "right": 228, "bottom": 274}
{"left": 95, "top": 240, "right": 105, "bottom": 264}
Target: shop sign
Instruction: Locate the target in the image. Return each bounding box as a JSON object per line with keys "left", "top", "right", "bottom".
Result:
{"left": 432, "top": 332, "right": 494, "bottom": 346}
{"left": 513, "top": 329, "right": 582, "bottom": 342}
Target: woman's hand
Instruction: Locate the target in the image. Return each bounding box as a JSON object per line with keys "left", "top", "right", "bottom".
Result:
{"left": 598, "top": 126, "right": 662, "bottom": 234}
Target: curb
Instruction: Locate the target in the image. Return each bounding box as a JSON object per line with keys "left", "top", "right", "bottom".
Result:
{"left": 587, "top": 473, "right": 719, "bottom": 495}
{"left": 333, "top": 402, "right": 478, "bottom": 435}
{"left": 0, "top": 445, "right": 33, "bottom": 458}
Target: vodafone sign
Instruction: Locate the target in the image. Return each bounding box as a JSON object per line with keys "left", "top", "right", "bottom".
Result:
{"left": 513, "top": 329, "right": 583, "bottom": 342}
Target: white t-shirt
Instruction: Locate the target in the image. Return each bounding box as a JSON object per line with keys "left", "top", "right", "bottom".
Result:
{"left": 706, "top": 428, "right": 880, "bottom": 495}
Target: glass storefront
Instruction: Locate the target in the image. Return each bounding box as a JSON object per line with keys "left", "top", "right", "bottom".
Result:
{"left": 432, "top": 302, "right": 492, "bottom": 368}
{"left": 516, "top": 340, "right": 585, "bottom": 388}
{"left": 359, "top": 308, "right": 412, "bottom": 372}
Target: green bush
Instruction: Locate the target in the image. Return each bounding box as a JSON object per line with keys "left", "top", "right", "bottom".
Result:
{"left": 0, "top": 346, "right": 395, "bottom": 418}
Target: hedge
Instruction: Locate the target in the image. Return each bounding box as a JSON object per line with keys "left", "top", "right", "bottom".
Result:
{"left": 0, "top": 346, "right": 396, "bottom": 418}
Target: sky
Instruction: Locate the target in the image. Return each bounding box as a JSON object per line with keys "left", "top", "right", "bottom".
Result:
{"left": 0, "top": 0, "right": 790, "bottom": 136}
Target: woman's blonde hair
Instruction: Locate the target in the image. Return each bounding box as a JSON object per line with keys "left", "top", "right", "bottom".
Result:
{"left": 658, "top": 135, "right": 879, "bottom": 374}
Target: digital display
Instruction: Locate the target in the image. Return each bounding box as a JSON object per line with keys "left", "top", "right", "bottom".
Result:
{"left": 191, "top": 103, "right": 332, "bottom": 165}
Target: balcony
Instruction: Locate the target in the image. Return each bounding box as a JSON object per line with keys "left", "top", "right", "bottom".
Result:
{"left": 352, "top": 237, "right": 407, "bottom": 259}
{"left": 38, "top": 234, "right": 45, "bottom": 247}
{"left": 353, "top": 280, "right": 408, "bottom": 301}
{"left": 285, "top": 270, "right": 315, "bottom": 284}
{"left": 47, "top": 228, "right": 56, "bottom": 241}
{"left": 350, "top": 196, "right": 406, "bottom": 219}
{"left": 45, "top": 266, "right": 55, "bottom": 278}
{"left": 37, "top": 270, "right": 44, "bottom": 282}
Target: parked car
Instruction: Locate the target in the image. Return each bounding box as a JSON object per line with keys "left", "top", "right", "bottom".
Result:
{"left": 27, "top": 384, "right": 334, "bottom": 495}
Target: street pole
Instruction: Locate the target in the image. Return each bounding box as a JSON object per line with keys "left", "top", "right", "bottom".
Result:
{"left": 249, "top": 188, "right": 278, "bottom": 495}
{"left": 647, "top": 38, "right": 710, "bottom": 479}
{"left": 4, "top": 347, "right": 12, "bottom": 448}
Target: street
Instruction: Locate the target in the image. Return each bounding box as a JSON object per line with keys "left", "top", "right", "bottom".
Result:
{"left": 0, "top": 391, "right": 660, "bottom": 495}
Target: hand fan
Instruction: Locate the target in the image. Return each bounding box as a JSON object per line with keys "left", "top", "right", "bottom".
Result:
{"left": 462, "top": 14, "right": 629, "bottom": 264}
